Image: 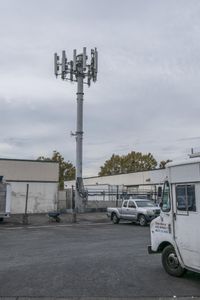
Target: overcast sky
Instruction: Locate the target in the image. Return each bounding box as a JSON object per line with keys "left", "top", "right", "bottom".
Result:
{"left": 1, "top": 0, "right": 200, "bottom": 176}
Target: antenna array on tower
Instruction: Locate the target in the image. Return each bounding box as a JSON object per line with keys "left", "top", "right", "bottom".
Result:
{"left": 54, "top": 47, "right": 98, "bottom": 86}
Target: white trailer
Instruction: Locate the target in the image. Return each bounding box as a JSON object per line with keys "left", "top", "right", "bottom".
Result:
{"left": 148, "top": 158, "right": 200, "bottom": 276}
{"left": 0, "top": 177, "right": 11, "bottom": 221}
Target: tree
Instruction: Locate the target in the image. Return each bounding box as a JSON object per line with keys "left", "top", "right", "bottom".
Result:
{"left": 98, "top": 151, "right": 157, "bottom": 176}
{"left": 98, "top": 154, "right": 122, "bottom": 176}
{"left": 159, "top": 159, "right": 172, "bottom": 169}
{"left": 37, "top": 150, "right": 75, "bottom": 189}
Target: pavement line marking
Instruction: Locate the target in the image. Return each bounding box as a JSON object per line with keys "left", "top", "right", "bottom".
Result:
{"left": 0, "top": 226, "right": 24, "bottom": 230}
{"left": 0, "top": 222, "right": 112, "bottom": 230}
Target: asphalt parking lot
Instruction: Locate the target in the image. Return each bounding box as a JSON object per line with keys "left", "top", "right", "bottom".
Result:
{"left": 0, "top": 220, "right": 200, "bottom": 300}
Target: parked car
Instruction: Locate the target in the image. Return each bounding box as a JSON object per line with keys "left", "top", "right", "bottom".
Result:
{"left": 107, "top": 199, "right": 160, "bottom": 226}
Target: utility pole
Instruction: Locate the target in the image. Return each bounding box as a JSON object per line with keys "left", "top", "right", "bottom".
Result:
{"left": 54, "top": 47, "right": 98, "bottom": 212}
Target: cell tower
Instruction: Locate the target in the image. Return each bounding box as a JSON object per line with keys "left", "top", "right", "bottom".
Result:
{"left": 54, "top": 47, "right": 98, "bottom": 212}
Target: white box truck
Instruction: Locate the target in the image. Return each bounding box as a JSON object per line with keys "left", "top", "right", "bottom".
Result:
{"left": 0, "top": 176, "right": 11, "bottom": 222}
{"left": 148, "top": 158, "right": 200, "bottom": 276}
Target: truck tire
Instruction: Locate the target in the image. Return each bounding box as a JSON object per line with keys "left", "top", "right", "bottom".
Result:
{"left": 138, "top": 214, "right": 147, "bottom": 226}
{"left": 112, "top": 213, "right": 120, "bottom": 224}
{"left": 0, "top": 218, "right": 4, "bottom": 223}
{"left": 162, "top": 245, "right": 186, "bottom": 277}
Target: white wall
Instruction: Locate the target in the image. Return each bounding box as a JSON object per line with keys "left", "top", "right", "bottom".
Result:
{"left": 0, "top": 159, "right": 59, "bottom": 214}
{"left": 10, "top": 182, "right": 58, "bottom": 214}
{"left": 65, "top": 169, "right": 167, "bottom": 189}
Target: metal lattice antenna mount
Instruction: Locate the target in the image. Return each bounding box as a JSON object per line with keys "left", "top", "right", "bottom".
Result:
{"left": 54, "top": 47, "right": 98, "bottom": 86}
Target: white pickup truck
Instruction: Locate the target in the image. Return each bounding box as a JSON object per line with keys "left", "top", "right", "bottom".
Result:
{"left": 107, "top": 199, "right": 160, "bottom": 226}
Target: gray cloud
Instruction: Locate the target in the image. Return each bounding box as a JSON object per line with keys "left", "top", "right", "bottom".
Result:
{"left": 0, "top": 0, "right": 200, "bottom": 176}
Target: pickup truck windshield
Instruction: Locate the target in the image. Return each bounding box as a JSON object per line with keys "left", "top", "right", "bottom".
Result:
{"left": 135, "top": 201, "right": 154, "bottom": 207}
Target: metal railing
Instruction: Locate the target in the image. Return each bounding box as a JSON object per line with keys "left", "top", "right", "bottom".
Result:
{"left": 85, "top": 185, "right": 158, "bottom": 203}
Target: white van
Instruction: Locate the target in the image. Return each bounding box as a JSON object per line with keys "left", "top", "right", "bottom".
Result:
{"left": 148, "top": 158, "right": 200, "bottom": 277}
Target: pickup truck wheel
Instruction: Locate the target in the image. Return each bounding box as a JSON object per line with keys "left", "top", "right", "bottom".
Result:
{"left": 138, "top": 214, "right": 147, "bottom": 226}
{"left": 162, "top": 245, "right": 186, "bottom": 277}
{"left": 112, "top": 213, "right": 120, "bottom": 224}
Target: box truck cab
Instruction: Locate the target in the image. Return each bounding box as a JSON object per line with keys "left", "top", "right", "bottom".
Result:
{"left": 148, "top": 158, "right": 200, "bottom": 277}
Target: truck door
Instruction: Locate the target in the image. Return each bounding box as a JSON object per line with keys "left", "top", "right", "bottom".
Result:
{"left": 121, "top": 200, "right": 129, "bottom": 219}
{"left": 126, "top": 200, "right": 137, "bottom": 220}
{"left": 173, "top": 183, "right": 200, "bottom": 271}
{"left": 160, "top": 181, "right": 173, "bottom": 232}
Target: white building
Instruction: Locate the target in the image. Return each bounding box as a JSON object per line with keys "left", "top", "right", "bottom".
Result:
{"left": 0, "top": 158, "right": 59, "bottom": 214}
{"left": 65, "top": 168, "right": 167, "bottom": 200}
{"left": 65, "top": 168, "right": 167, "bottom": 188}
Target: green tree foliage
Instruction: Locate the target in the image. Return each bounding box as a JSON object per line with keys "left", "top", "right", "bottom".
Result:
{"left": 37, "top": 150, "right": 75, "bottom": 189}
{"left": 98, "top": 151, "right": 158, "bottom": 176}
{"left": 159, "top": 159, "right": 172, "bottom": 169}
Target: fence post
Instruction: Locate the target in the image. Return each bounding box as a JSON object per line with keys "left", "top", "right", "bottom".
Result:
{"left": 23, "top": 184, "right": 29, "bottom": 225}
{"left": 72, "top": 185, "right": 77, "bottom": 223}
{"left": 116, "top": 185, "right": 119, "bottom": 207}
